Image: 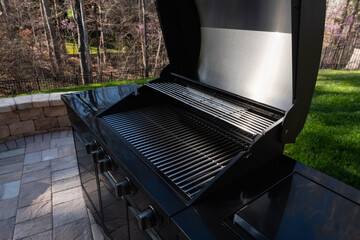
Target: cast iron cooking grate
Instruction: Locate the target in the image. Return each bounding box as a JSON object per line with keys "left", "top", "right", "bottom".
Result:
{"left": 102, "top": 105, "right": 247, "bottom": 199}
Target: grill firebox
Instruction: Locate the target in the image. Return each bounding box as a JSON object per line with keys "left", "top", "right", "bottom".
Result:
{"left": 103, "top": 105, "right": 248, "bottom": 199}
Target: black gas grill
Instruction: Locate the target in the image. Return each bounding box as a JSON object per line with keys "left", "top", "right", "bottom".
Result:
{"left": 62, "top": 0, "right": 360, "bottom": 239}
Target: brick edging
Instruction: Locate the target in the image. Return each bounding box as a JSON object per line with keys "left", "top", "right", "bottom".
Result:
{"left": 0, "top": 93, "right": 74, "bottom": 144}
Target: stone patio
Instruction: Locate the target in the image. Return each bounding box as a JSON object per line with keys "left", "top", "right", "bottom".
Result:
{"left": 0, "top": 131, "right": 105, "bottom": 240}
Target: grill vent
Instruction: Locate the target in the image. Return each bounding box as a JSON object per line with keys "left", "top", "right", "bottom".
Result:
{"left": 146, "top": 82, "right": 276, "bottom": 136}
{"left": 103, "top": 106, "right": 247, "bottom": 199}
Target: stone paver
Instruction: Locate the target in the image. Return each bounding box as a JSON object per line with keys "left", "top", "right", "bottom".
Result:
{"left": 53, "top": 186, "right": 83, "bottom": 206}
{"left": 22, "top": 168, "right": 51, "bottom": 184}
{"left": 52, "top": 176, "right": 80, "bottom": 193}
{"left": 13, "top": 214, "right": 52, "bottom": 239}
{"left": 14, "top": 95, "right": 32, "bottom": 110}
{"left": 32, "top": 94, "right": 50, "bottom": 108}
{"left": 24, "top": 151, "right": 42, "bottom": 165}
{"left": 52, "top": 167, "right": 78, "bottom": 182}
{"left": 0, "top": 154, "right": 24, "bottom": 167}
{"left": 42, "top": 148, "right": 58, "bottom": 161}
{"left": 0, "top": 180, "right": 20, "bottom": 200}
{"left": 0, "top": 97, "right": 16, "bottom": 113}
{"left": 0, "top": 130, "right": 98, "bottom": 239}
{"left": 0, "top": 217, "right": 15, "bottom": 240}
{"left": 51, "top": 156, "right": 77, "bottom": 172}
{"left": 0, "top": 147, "right": 25, "bottom": 159}
{"left": 54, "top": 218, "right": 92, "bottom": 240}
{"left": 53, "top": 198, "right": 87, "bottom": 228}
{"left": 0, "top": 171, "right": 22, "bottom": 185}
{"left": 0, "top": 197, "right": 18, "bottom": 221}
{"left": 18, "top": 178, "right": 51, "bottom": 208}
{"left": 16, "top": 201, "right": 52, "bottom": 224}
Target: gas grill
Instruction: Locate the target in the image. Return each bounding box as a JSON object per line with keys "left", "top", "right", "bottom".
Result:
{"left": 62, "top": 0, "right": 360, "bottom": 239}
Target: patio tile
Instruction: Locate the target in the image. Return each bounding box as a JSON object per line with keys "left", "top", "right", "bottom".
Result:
{"left": 25, "top": 141, "right": 50, "bottom": 154}
{"left": 16, "top": 201, "right": 52, "bottom": 224}
{"left": 51, "top": 132, "right": 60, "bottom": 139}
{"left": 0, "top": 197, "right": 18, "bottom": 221}
{"left": 0, "top": 148, "right": 25, "bottom": 159}
{"left": 53, "top": 198, "right": 87, "bottom": 228}
{"left": 5, "top": 140, "right": 17, "bottom": 150}
{"left": 24, "top": 151, "right": 42, "bottom": 165}
{"left": 16, "top": 137, "right": 26, "bottom": 148}
{"left": 0, "top": 217, "right": 15, "bottom": 240}
{"left": 34, "top": 134, "right": 43, "bottom": 143}
{"left": 42, "top": 133, "right": 52, "bottom": 142}
{"left": 0, "top": 180, "right": 20, "bottom": 200}
{"left": 53, "top": 186, "right": 82, "bottom": 206}
{"left": 25, "top": 136, "right": 35, "bottom": 144}
{"left": 13, "top": 214, "right": 52, "bottom": 239}
{"left": 18, "top": 178, "right": 51, "bottom": 208}
{"left": 52, "top": 176, "right": 81, "bottom": 193}
{"left": 52, "top": 167, "right": 78, "bottom": 182}
{"left": 0, "top": 171, "right": 22, "bottom": 185}
{"left": 23, "top": 161, "right": 50, "bottom": 174}
{"left": 22, "top": 168, "right": 51, "bottom": 184}
{"left": 58, "top": 144, "right": 76, "bottom": 158}
{"left": 22, "top": 230, "right": 52, "bottom": 240}
{"left": 51, "top": 155, "right": 77, "bottom": 172}
{"left": 0, "top": 143, "right": 7, "bottom": 153}
{"left": 42, "top": 148, "right": 58, "bottom": 161}
{"left": 54, "top": 218, "right": 92, "bottom": 240}
{"left": 0, "top": 162, "right": 23, "bottom": 175}
{"left": 59, "top": 130, "right": 68, "bottom": 139}
{"left": 0, "top": 154, "right": 24, "bottom": 167}
{"left": 67, "top": 130, "right": 73, "bottom": 137}
{"left": 50, "top": 137, "right": 74, "bottom": 148}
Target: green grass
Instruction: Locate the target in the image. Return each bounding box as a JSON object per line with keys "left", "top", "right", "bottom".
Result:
{"left": 285, "top": 69, "right": 360, "bottom": 189}
{"left": 65, "top": 43, "right": 119, "bottom": 55}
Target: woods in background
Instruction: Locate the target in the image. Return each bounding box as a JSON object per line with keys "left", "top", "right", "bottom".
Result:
{"left": 0, "top": 0, "right": 168, "bottom": 81}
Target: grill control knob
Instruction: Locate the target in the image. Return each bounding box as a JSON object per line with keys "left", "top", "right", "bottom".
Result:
{"left": 91, "top": 147, "right": 105, "bottom": 163}
{"left": 137, "top": 206, "right": 158, "bottom": 231}
{"left": 98, "top": 156, "right": 112, "bottom": 172}
{"left": 85, "top": 140, "right": 97, "bottom": 154}
{"left": 115, "top": 177, "right": 132, "bottom": 198}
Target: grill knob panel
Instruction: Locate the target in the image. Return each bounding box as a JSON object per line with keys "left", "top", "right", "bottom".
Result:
{"left": 137, "top": 206, "right": 158, "bottom": 231}
{"left": 91, "top": 147, "right": 105, "bottom": 163}
{"left": 115, "top": 178, "right": 132, "bottom": 198}
{"left": 85, "top": 140, "right": 97, "bottom": 154}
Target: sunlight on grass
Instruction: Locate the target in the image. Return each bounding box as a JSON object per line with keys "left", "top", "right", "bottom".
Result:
{"left": 285, "top": 69, "right": 360, "bottom": 189}
{"left": 65, "top": 42, "right": 119, "bottom": 55}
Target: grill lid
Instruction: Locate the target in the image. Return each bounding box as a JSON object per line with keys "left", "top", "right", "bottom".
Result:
{"left": 155, "top": 0, "right": 325, "bottom": 142}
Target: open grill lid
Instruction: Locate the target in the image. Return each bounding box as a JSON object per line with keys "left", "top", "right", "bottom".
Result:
{"left": 155, "top": 0, "right": 325, "bottom": 143}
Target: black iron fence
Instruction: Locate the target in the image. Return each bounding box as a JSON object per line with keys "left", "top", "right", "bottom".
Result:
{"left": 320, "top": 45, "right": 360, "bottom": 70}
{"left": 0, "top": 68, "right": 163, "bottom": 97}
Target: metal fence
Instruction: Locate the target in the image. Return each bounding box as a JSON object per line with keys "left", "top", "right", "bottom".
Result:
{"left": 0, "top": 68, "right": 163, "bottom": 97}
{"left": 320, "top": 45, "right": 360, "bottom": 70}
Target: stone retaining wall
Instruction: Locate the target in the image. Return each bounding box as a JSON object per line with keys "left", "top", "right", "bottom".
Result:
{"left": 0, "top": 93, "right": 73, "bottom": 144}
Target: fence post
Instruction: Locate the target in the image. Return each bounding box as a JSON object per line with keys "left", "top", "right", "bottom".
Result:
{"left": 36, "top": 77, "right": 41, "bottom": 91}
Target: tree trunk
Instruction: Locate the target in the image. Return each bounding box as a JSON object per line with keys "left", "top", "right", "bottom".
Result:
{"left": 41, "top": 0, "right": 63, "bottom": 76}
{"left": 154, "top": 35, "right": 162, "bottom": 70}
{"left": 139, "top": 0, "right": 148, "bottom": 77}
{"left": 94, "top": 3, "right": 102, "bottom": 75}
{"left": 53, "top": 0, "right": 68, "bottom": 57}
{"left": 40, "top": 0, "right": 56, "bottom": 74}
{"left": 98, "top": 1, "right": 106, "bottom": 64}
{"left": 74, "top": 0, "right": 91, "bottom": 84}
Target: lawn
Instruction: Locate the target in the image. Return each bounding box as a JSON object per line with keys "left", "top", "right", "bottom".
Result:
{"left": 65, "top": 42, "right": 119, "bottom": 54}
{"left": 285, "top": 69, "right": 360, "bottom": 189}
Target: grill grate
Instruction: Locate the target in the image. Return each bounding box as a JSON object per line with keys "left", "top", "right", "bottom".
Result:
{"left": 103, "top": 106, "right": 247, "bottom": 199}
{"left": 146, "top": 82, "right": 275, "bottom": 136}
